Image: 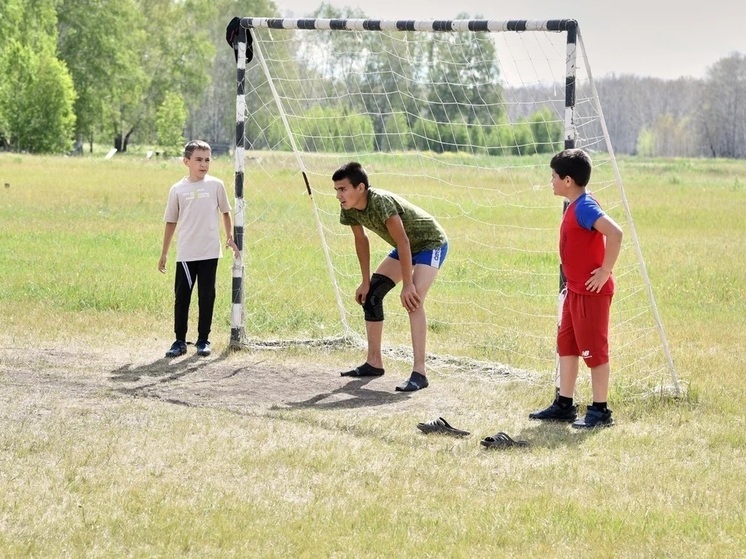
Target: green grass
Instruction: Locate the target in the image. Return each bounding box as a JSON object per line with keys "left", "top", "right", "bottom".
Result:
{"left": 0, "top": 153, "right": 745, "bottom": 558}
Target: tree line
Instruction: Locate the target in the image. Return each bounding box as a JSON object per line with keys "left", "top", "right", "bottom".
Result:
{"left": 1, "top": 0, "right": 744, "bottom": 159}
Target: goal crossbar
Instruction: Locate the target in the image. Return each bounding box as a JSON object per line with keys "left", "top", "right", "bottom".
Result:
{"left": 239, "top": 18, "right": 577, "bottom": 33}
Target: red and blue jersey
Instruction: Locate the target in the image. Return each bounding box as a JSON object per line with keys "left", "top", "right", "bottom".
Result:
{"left": 560, "top": 192, "right": 615, "bottom": 296}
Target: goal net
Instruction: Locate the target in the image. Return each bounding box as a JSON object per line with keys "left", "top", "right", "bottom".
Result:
{"left": 227, "top": 16, "right": 681, "bottom": 395}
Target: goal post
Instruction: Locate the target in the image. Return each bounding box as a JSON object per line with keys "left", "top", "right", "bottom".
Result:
{"left": 227, "top": 16, "right": 681, "bottom": 395}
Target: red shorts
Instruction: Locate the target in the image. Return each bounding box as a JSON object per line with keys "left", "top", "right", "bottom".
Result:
{"left": 557, "top": 290, "right": 612, "bottom": 368}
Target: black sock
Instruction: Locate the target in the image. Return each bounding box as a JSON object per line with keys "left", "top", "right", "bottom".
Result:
{"left": 592, "top": 401, "right": 608, "bottom": 412}
{"left": 557, "top": 395, "right": 574, "bottom": 408}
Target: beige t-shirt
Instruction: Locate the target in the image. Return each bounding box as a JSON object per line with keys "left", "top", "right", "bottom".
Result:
{"left": 163, "top": 174, "right": 232, "bottom": 262}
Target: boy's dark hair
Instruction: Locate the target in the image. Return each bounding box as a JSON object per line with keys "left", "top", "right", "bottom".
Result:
{"left": 332, "top": 161, "right": 369, "bottom": 189}
{"left": 184, "top": 140, "right": 212, "bottom": 159}
{"left": 550, "top": 148, "right": 592, "bottom": 187}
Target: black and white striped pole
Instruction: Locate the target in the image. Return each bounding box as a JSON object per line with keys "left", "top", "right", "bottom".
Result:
{"left": 227, "top": 17, "right": 250, "bottom": 347}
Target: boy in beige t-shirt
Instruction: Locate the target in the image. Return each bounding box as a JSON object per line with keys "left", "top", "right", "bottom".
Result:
{"left": 158, "top": 140, "right": 239, "bottom": 358}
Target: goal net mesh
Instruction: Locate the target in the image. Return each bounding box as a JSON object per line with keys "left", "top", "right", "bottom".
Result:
{"left": 232, "top": 17, "right": 679, "bottom": 394}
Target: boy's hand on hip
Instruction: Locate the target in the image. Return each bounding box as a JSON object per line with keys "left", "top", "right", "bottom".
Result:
{"left": 400, "top": 284, "right": 421, "bottom": 313}
{"left": 585, "top": 267, "right": 611, "bottom": 293}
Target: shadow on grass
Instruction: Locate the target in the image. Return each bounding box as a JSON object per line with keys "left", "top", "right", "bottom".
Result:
{"left": 108, "top": 346, "right": 232, "bottom": 395}
{"left": 273, "top": 376, "right": 411, "bottom": 411}
{"left": 504, "top": 422, "right": 607, "bottom": 450}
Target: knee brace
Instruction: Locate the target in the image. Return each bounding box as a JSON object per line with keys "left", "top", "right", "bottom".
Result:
{"left": 362, "top": 273, "right": 395, "bottom": 322}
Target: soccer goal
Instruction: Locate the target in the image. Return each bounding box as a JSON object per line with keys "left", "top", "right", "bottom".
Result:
{"left": 226, "top": 16, "right": 681, "bottom": 395}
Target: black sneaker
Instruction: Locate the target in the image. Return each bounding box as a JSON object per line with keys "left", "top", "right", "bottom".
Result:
{"left": 528, "top": 399, "right": 578, "bottom": 422}
{"left": 572, "top": 406, "right": 614, "bottom": 429}
{"left": 195, "top": 340, "right": 211, "bottom": 357}
{"left": 165, "top": 340, "right": 187, "bottom": 358}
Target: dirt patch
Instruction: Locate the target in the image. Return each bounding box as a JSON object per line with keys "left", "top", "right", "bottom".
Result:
{"left": 0, "top": 343, "right": 475, "bottom": 420}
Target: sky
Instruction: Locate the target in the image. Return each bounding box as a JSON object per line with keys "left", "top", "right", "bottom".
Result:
{"left": 266, "top": 0, "right": 744, "bottom": 80}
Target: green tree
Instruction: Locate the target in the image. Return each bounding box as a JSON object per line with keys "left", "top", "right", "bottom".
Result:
{"left": 266, "top": 118, "right": 292, "bottom": 151}
{"left": 337, "top": 110, "right": 375, "bottom": 153}
{"left": 103, "top": 0, "right": 213, "bottom": 151}
{"left": 56, "top": 0, "right": 214, "bottom": 152}
{"left": 423, "top": 14, "right": 503, "bottom": 135}
{"left": 0, "top": 41, "right": 76, "bottom": 153}
{"left": 487, "top": 119, "right": 534, "bottom": 156}
{"left": 411, "top": 117, "right": 442, "bottom": 153}
{"left": 0, "top": 0, "right": 76, "bottom": 153}
{"left": 57, "top": 0, "right": 147, "bottom": 152}
{"left": 297, "top": 106, "right": 338, "bottom": 152}
{"left": 528, "top": 107, "right": 563, "bottom": 154}
{"left": 439, "top": 120, "right": 469, "bottom": 153}
{"left": 189, "top": 0, "right": 283, "bottom": 146}
{"left": 380, "top": 112, "right": 413, "bottom": 152}
{"left": 157, "top": 92, "right": 188, "bottom": 155}
{"left": 357, "top": 30, "right": 423, "bottom": 151}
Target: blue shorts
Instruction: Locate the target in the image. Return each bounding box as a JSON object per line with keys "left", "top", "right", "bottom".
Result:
{"left": 388, "top": 242, "right": 448, "bottom": 269}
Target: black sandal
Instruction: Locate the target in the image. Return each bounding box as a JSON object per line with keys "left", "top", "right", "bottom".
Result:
{"left": 417, "top": 417, "right": 470, "bottom": 437}
{"left": 340, "top": 363, "right": 385, "bottom": 377}
{"left": 480, "top": 432, "right": 529, "bottom": 449}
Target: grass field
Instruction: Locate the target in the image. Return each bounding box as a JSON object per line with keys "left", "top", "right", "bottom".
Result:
{"left": 0, "top": 152, "right": 744, "bottom": 558}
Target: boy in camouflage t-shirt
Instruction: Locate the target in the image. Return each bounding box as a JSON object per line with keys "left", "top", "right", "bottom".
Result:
{"left": 332, "top": 161, "right": 449, "bottom": 392}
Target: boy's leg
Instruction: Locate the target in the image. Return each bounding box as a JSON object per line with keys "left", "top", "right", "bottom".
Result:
{"left": 529, "top": 292, "right": 579, "bottom": 421}
{"left": 528, "top": 353, "right": 579, "bottom": 421}
{"left": 558, "top": 355, "right": 580, "bottom": 399}
{"left": 341, "top": 258, "right": 399, "bottom": 377}
{"left": 573, "top": 361, "right": 613, "bottom": 428}
{"left": 395, "top": 262, "right": 440, "bottom": 392}
{"left": 409, "top": 263, "right": 440, "bottom": 374}
{"left": 575, "top": 293, "right": 611, "bottom": 404}
{"left": 590, "top": 362, "right": 610, "bottom": 403}
{"left": 556, "top": 291, "right": 581, "bottom": 398}
{"left": 365, "top": 257, "right": 402, "bottom": 367}
{"left": 364, "top": 321, "right": 385, "bottom": 369}
{"left": 195, "top": 259, "right": 218, "bottom": 342}
{"left": 174, "top": 261, "right": 196, "bottom": 341}
{"left": 572, "top": 294, "right": 614, "bottom": 428}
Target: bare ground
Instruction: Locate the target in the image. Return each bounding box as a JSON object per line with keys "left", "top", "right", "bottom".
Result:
{"left": 0, "top": 342, "right": 486, "bottom": 423}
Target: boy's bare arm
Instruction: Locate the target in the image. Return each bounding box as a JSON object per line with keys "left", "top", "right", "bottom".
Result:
{"left": 586, "top": 215, "right": 624, "bottom": 293}
{"left": 351, "top": 225, "right": 371, "bottom": 304}
{"left": 351, "top": 225, "right": 371, "bottom": 279}
{"left": 158, "top": 222, "right": 177, "bottom": 273}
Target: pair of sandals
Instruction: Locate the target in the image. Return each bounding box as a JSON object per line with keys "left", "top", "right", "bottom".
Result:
{"left": 416, "top": 417, "right": 529, "bottom": 449}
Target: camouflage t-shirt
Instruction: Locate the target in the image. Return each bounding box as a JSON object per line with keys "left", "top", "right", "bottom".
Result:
{"left": 340, "top": 188, "right": 447, "bottom": 254}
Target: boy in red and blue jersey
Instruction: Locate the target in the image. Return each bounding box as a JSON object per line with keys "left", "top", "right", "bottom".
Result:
{"left": 529, "top": 149, "right": 623, "bottom": 428}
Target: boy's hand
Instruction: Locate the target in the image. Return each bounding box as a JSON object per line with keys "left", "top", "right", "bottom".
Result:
{"left": 586, "top": 267, "right": 611, "bottom": 293}
{"left": 355, "top": 282, "right": 370, "bottom": 305}
{"left": 226, "top": 238, "right": 240, "bottom": 258}
{"left": 158, "top": 255, "right": 167, "bottom": 274}
{"left": 400, "top": 283, "right": 421, "bottom": 313}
